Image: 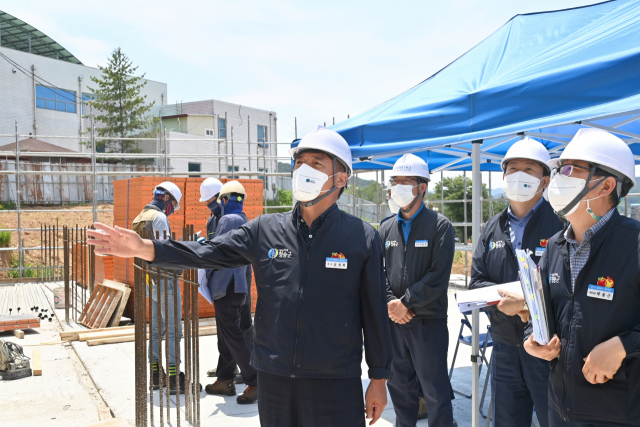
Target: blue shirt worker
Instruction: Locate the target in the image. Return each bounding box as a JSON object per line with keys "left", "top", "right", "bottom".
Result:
{"left": 470, "top": 137, "right": 563, "bottom": 427}
{"left": 379, "top": 153, "right": 456, "bottom": 427}
{"left": 200, "top": 178, "right": 254, "bottom": 385}
{"left": 88, "top": 126, "right": 393, "bottom": 427}
{"left": 525, "top": 129, "right": 640, "bottom": 427}
{"left": 131, "top": 181, "right": 201, "bottom": 395}
{"left": 203, "top": 180, "right": 259, "bottom": 404}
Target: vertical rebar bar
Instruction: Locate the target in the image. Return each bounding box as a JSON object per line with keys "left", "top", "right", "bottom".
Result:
{"left": 64, "top": 226, "right": 69, "bottom": 323}
{"left": 163, "top": 231, "right": 170, "bottom": 423}
{"left": 173, "top": 268, "right": 180, "bottom": 427}
{"left": 154, "top": 231, "right": 164, "bottom": 427}
{"left": 146, "top": 231, "right": 154, "bottom": 426}
{"left": 183, "top": 227, "right": 192, "bottom": 423}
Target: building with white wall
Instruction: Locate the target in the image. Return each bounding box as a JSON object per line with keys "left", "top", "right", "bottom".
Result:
{"left": 153, "top": 100, "right": 279, "bottom": 200}
{"left": 0, "top": 10, "right": 167, "bottom": 151}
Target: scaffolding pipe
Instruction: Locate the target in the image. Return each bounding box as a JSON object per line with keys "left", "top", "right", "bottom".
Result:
{"left": 471, "top": 140, "right": 483, "bottom": 427}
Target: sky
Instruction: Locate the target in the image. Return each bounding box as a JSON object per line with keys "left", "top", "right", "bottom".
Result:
{"left": 0, "top": 0, "right": 612, "bottom": 187}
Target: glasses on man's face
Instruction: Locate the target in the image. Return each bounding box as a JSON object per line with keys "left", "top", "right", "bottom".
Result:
{"left": 551, "top": 163, "right": 591, "bottom": 179}
{"left": 390, "top": 178, "right": 418, "bottom": 186}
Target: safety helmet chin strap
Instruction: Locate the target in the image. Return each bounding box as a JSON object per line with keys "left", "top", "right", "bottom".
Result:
{"left": 555, "top": 166, "right": 606, "bottom": 218}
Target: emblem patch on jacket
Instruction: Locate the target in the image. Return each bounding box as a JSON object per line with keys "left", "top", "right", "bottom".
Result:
{"left": 489, "top": 241, "right": 505, "bottom": 250}
{"left": 385, "top": 241, "right": 398, "bottom": 249}
{"left": 549, "top": 273, "right": 560, "bottom": 284}
{"left": 268, "top": 248, "right": 292, "bottom": 259}
{"left": 588, "top": 277, "right": 614, "bottom": 300}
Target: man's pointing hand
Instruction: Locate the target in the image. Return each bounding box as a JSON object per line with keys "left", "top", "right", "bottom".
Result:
{"left": 87, "top": 222, "right": 156, "bottom": 261}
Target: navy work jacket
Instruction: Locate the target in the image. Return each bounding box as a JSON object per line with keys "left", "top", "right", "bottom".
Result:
{"left": 470, "top": 199, "right": 563, "bottom": 346}
{"left": 151, "top": 207, "right": 393, "bottom": 380}
{"left": 526, "top": 209, "right": 640, "bottom": 425}
{"left": 379, "top": 206, "right": 455, "bottom": 319}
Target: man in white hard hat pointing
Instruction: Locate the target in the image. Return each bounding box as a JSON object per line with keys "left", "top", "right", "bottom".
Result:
{"left": 524, "top": 128, "right": 640, "bottom": 427}
{"left": 88, "top": 126, "right": 392, "bottom": 427}
{"left": 379, "top": 153, "right": 457, "bottom": 427}
{"left": 470, "top": 137, "right": 563, "bottom": 427}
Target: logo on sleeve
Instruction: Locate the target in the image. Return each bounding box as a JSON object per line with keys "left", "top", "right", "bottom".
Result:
{"left": 385, "top": 241, "right": 398, "bottom": 249}
{"left": 489, "top": 241, "right": 505, "bottom": 251}
{"left": 549, "top": 273, "right": 560, "bottom": 284}
{"left": 268, "top": 248, "right": 292, "bottom": 259}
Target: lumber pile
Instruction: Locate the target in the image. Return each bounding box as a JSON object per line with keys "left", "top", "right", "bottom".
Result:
{"left": 112, "top": 177, "right": 263, "bottom": 319}
{"left": 60, "top": 318, "right": 217, "bottom": 346}
{"left": 78, "top": 280, "right": 131, "bottom": 329}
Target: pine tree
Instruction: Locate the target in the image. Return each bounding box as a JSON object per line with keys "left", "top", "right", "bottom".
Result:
{"left": 85, "top": 48, "right": 155, "bottom": 153}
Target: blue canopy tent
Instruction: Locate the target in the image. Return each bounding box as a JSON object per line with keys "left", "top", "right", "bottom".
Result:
{"left": 323, "top": 1, "right": 640, "bottom": 424}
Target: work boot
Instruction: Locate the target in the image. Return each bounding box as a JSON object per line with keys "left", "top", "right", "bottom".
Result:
{"left": 150, "top": 365, "right": 165, "bottom": 390}
{"left": 207, "top": 366, "right": 240, "bottom": 378}
{"left": 236, "top": 385, "right": 258, "bottom": 404}
{"left": 417, "top": 396, "right": 428, "bottom": 420}
{"left": 169, "top": 372, "right": 202, "bottom": 395}
{"left": 205, "top": 379, "right": 236, "bottom": 396}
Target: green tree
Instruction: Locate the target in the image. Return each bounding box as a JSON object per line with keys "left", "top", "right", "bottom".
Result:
{"left": 85, "top": 48, "right": 156, "bottom": 153}
{"left": 432, "top": 176, "right": 508, "bottom": 241}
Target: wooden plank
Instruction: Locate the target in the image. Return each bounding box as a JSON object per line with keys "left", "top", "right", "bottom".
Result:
{"left": 96, "top": 289, "right": 123, "bottom": 329}
{"left": 81, "top": 286, "right": 107, "bottom": 327}
{"left": 60, "top": 325, "right": 134, "bottom": 341}
{"left": 78, "top": 286, "right": 101, "bottom": 323}
{"left": 12, "top": 329, "right": 24, "bottom": 339}
{"left": 108, "top": 286, "right": 131, "bottom": 328}
{"left": 32, "top": 348, "right": 42, "bottom": 376}
{"left": 85, "top": 325, "right": 217, "bottom": 346}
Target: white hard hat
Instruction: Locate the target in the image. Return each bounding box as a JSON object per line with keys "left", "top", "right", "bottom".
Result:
{"left": 199, "top": 178, "right": 224, "bottom": 202}
{"left": 390, "top": 153, "right": 430, "bottom": 181}
{"left": 288, "top": 126, "right": 353, "bottom": 176}
{"left": 155, "top": 181, "right": 182, "bottom": 211}
{"left": 547, "top": 128, "right": 636, "bottom": 187}
{"left": 501, "top": 137, "right": 551, "bottom": 174}
{"left": 219, "top": 180, "right": 247, "bottom": 200}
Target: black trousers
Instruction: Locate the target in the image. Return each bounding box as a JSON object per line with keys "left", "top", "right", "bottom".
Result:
{"left": 549, "top": 410, "right": 617, "bottom": 427}
{"left": 257, "top": 370, "right": 366, "bottom": 427}
{"left": 215, "top": 290, "right": 253, "bottom": 372}
{"left": 212, "top": 286, "right": 257, "bottom": 387}
{"left": 388, "top": 318, "right": 454, "bottom": 427}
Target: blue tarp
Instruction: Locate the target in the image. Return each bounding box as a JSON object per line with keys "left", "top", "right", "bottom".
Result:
{"left": 330, "top": 0, "right": 640, "bottom": 172}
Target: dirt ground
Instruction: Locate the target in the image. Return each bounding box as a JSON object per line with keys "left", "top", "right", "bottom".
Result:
{"left": 0, "top": 203, "right": 113, "bottom": 277}
{"left": 451, "top": 251, "right": 471, "bottom": 276}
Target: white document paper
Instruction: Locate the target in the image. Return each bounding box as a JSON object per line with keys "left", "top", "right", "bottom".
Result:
{"left": 456, "top": 281, "right": 522, "bottom": 312}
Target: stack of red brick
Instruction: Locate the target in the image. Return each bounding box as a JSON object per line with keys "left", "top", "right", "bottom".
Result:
{"left": 112, "top": 177, "right": 263, "bottom": 319}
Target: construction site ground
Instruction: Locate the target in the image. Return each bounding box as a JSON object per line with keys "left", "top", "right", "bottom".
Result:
{"left": 0, "top": 279, "right": 541, "bottom": 427}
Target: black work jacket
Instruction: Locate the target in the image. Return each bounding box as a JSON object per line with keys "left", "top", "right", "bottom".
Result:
{"left": 470, "top": 199, "right": 563, "bottom": 346}
{"left": 151, "top": 207, "right": 393, "bottom": 380}
{"left": 525, "top": 210, "right": 640, "bottom": 425}
{"left": 379, "top": 206, "right": 455, "bottom": 318}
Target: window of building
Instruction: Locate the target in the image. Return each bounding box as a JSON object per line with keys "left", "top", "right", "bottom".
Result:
{"left": 218, "top": 118, "right": 227, "bottom": 139}
{"left": 188, "top": 163, "right": 201, "bottom": 178}
{"left": 258, "top": 125, "right": 268, "bottom": 147}
{"left": 81, "top": 93, "right": 96, "bottom": 115}
{"left": 205, "top": 129, "right": 214, "bottom": 137}
{"left": 36, "top": 85, "right": 76, "bottom": 113}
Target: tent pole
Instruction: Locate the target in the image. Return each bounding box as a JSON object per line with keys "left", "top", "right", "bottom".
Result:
{"left": 471, "top": 140, "right": 483, "bottom": 427}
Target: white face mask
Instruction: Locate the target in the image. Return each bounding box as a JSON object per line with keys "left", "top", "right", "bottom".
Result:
{"left": 292, "top": 163, "right": 335, "bottom": 202}
{"left": 390, "top": 184, "right": 418, "bottom": 208}
{"left": 502, "top": 171, "right": 542, "bottom": 202}
{"left": 387, "top": 195, "right": 400, "bottom": 215}
{"left": 548, "top": 175, "right": 604, "bottom": 217}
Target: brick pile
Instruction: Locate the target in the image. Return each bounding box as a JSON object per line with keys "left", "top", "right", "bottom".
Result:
{"left": 112, "top": 177, "right": 263, "bottom": 319}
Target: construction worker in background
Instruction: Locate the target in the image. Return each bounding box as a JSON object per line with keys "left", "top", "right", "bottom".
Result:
{"left": 199, "top": 178, "right": 254, "bottom": 386}
{"left": 131, "top": 182, "right": 201, "bottom": 395}
{"left": 379, "top": 153, "right": 456, "bottom": 427}
{"left": 383, "top": 186, "right": 429, "bottom": 422}
{"left": 470, "top": 137, "right": 563, "bottom": 427}
{"left": 88, "top": 126, "right": 392, "bottom": 427}
{"left": 524, "top": 129, "right": 640, "bottom": 427}
{"left": 201, "top": 180, "right": 258, "bottom": 404}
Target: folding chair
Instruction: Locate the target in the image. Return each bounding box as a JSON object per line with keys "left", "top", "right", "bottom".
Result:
{"left": 448, "top": 309, "right": 493, "bottom": 418}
